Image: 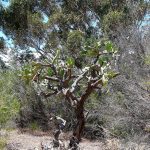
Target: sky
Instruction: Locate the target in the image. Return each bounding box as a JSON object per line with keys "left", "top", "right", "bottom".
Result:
{"left": 140, "top": 13, "right": 150, "bottom": 27}
{"left": 0, "top": 0, "right": 10, "bottom": 41}
{"left": 0, "top": 0, "right": 9, "bottom": 7}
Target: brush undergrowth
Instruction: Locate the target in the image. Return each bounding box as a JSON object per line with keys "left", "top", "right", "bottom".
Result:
{"left": 0, "top": 71, "right": 20, "bottom": 129}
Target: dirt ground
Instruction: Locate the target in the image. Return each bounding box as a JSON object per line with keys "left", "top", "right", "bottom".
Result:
{"left": 3, "top": 129, "right": 150, "bottom": 150}
{"left": 5, "top": 130, "right": 109, "bottom": 150}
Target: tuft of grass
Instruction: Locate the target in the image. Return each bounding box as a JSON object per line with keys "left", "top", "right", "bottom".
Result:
{"left": 143, "top": 81, "right": 150, "bottom": 91}
{"left": 28, "top": 121, "right": 40, "bottom": 131}
{"left": 0, "top": 137, "right": 7, "bottom": 150}
{"left": 144, "top": 55, "right": 150, "bottom": 65}
{"left": 114, "top": 91, "right": 125, "bottom": 105}
{"left": 110, "top": 126, "right": 129, "bottom": 138}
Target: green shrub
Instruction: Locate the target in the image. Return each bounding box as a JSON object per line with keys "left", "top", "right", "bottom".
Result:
{"left": 85, "top": 92, "right": 100, "bottom": 110}
{"left": 0, "top": 71, "right": 20, "bottom": 128}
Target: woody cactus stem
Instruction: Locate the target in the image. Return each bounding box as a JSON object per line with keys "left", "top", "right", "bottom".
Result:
{"left": 74, "top": 102, "right": 85, "bottom": 141}
{"left": 73, "top": 83, "right": 94, "bottom": 141}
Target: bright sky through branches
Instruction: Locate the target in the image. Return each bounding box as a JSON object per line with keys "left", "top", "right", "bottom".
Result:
{"left": 0, "top": 0, "right": 149, "bottom": 48}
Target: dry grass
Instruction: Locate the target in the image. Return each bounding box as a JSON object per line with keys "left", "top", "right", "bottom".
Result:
{"left": 0, "top": 137, "right": 7, "bottom": 150}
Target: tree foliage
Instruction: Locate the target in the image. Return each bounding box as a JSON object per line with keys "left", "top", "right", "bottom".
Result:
{"left": 0, "top": 0, "right": 148, "bottom": 52}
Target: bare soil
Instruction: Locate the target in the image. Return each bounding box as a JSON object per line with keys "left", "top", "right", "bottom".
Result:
{"left": 5, "top": 129, "right": 109, "bottom": 150}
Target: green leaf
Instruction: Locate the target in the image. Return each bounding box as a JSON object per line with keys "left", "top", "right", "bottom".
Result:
{"left": 98, "top": 56, "right": 109, "bottom": 66}
{"left": 80, "top": 50, "right": 87, "bottom": 56}
{"left": 87, "top": 50, "right": 99, "bottom": 57}
{"left": 32, "top": 62, "right": 42, "bottom": 67}
{"left": 0, "top": 107, "right": 8, "bottom": 112}
{"left": 58, "top": 68, "right": 65, "bottom": 77}
{"left": 105, "top": 41, "right": 113, "bottom": 52}
{"left": 67, "top": 57, "right": 75, "bottom": 67}
{"left": 24, "top": 68, "right": 30, "bottom": 76}
{"left": 47, "top": 68, "right": 53, "bottom": 76}
{"left": 107, "top": 71, "right": 120, "bottom": 79}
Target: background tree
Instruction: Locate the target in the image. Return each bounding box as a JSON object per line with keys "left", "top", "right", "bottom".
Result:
{"left": 0, "top": 0, "right": 148, "bottom": 58}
